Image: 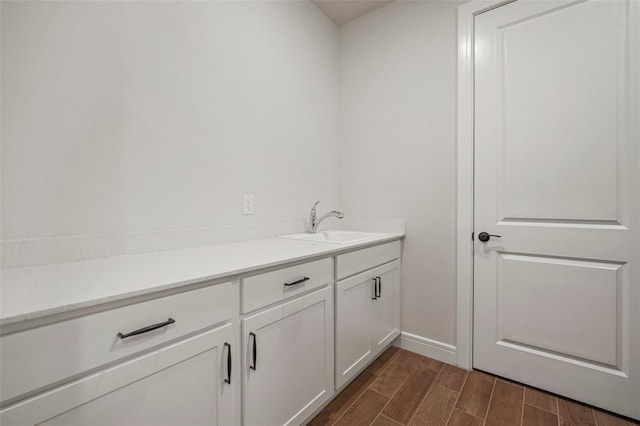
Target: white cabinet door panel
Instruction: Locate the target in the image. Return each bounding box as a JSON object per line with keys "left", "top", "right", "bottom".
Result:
{"left": 335, "top": 270, "right": 375, "bottom": 389}
{"left": 242, "top": 286, "right": 333, "bottom": 426}
{"left": 1, "top": 324, "right": 237, "bottom": 426}
{"left": 373, "top": 260, "right": 401, "bottom": 352}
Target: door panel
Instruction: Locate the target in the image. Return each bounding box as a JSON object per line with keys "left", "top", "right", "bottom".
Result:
{"left": 242, "top": 287, "right": 333, "bottom": 426}
{"left": 498, "top": 253, "right": 620, "bottom": 366}
{"left": 373, "top": 261, "right": 401, "bottom": 351}
{"left": 1, "top": 325, "right": 235, "bottom": 426}
{"left": 500, "top": 0, "right": 620, "bottom": 222}
{"left": 335, "top": 271, "right": 375, "bottom": 389}
{"left": 41, "top": 349, "right": 219, "bottom": 426}
{"left": 473, "top": 0, "right": 639, "bottom": 419}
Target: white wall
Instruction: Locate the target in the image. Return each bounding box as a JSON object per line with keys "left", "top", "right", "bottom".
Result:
{"left": 1, "top": 1, "right": 339, "bottom": 241}
{"left": 2, "top": 0, "right": 464, "bottom": 352}
{"left": 339, "top": 0, "right": 464, "bottom": 348}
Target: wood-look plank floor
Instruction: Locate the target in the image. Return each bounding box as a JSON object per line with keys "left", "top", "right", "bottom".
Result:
{"left": 309, "top": 348, "right": 639, "bottom": 426}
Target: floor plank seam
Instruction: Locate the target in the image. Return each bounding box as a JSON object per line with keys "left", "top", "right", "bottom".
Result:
{"left": 520, "top": 384, "right": 525, "bottom": 426}
{"left": 328, "top": 377, "right": 373, "bottom": 426}
{"left": 524, "top": 402, "right": 557, "bottom": 417}
{"left": 376, "top": 349, "right": 402, "bottom": 377}
{"left": 369, "top": 388, "right": 391, "bottom": 400}
{"left": 482, "top": 377, "right": 497, "bottom": 426}
{"left": 404, "top": 361, "right": 447, "bottom": 425}
{"left": 380, "top": 414, "right": 402, "bottom": 426}
{"left": 403, "top": 380, "right": 434, "bottom": 425}
{"left": 333, "top": 388, "right": 368, "bottom": 426}
{"left": 328, "top": 347, "right": 401, "bottom": 426}
{"left": 444, "top": 369, "right": 470, "bottom": 425}
{"left": 375, "top": 350, "right": 427, "bottom": 425}
{"left": 370, "top": 387, "right": 395, "bottom": 426}
{"left": 374, "top": 366, "right": 413, "bottom": 424}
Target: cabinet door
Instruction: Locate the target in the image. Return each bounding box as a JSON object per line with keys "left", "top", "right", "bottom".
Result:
{"left": 1, "top": 324, "right": 238, "bottom": 426}
{"left": 335, "top": 270, "right": 375, "bottom": 389}
{"left": 242, "top": 286, "right": 333, "bottom": 426}
{"left": 373, "top": 260, "right": 401, "bottom": 352}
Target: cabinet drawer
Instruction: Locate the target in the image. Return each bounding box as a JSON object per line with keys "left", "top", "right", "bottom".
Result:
{"left": 1, "top": 281, "right": 236, "bottom": 403}
{"left": 242, "top": 258, "right": 332, "bottom": 313}
{"left": 336, "top": 241, "right": 401, "bottom": 280}
{"left": 1, "top": 325, "right": 231, "bottom": 426}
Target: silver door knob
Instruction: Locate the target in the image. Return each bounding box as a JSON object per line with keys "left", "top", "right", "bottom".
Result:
{"left": 478, "top": 232, "right": 501, "bottom": 242}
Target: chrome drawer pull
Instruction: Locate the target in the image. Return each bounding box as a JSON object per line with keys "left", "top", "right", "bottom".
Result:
{"left": 250, "top": 332, "right": 257, "bottom": 370}
{"left": 224, "top": 342, "right": 232, "bottom": 384}
{"left": 372, "top": 278, "right": 378, "bottom": 300}
{"left": 117, "top": 318, "right": 175, "bottom": 339}
{"left": 284, "top": 277, "right": 310, "bottom": 287}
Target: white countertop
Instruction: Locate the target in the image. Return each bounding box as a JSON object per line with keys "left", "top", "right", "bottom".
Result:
{"left": 0, "top": 233, "right": 403, "bottom": 327}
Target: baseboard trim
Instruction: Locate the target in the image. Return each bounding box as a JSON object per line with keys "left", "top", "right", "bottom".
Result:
{"left": 396, "top": 331, "right": 457, "bottom": 365}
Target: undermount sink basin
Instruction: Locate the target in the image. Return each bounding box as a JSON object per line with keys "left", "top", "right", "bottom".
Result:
{"left": 279, "top": 230, "right": 385, "bottom": 245}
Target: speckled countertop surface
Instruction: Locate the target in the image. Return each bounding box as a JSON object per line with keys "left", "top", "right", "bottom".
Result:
{"left": 0, "top": 233, "right": 403, "bottom": 327}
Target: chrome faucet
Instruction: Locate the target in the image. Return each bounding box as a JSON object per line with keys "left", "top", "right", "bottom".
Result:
{"left": 309, "top": 201, "right": 344, "bottom": 233}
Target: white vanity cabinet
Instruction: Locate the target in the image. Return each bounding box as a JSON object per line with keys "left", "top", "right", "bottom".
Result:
{"left": 0, "top": 282, "right": 240, "bottom": 426}
{"left": 0, "top": 235, "right": 403, "bottom": 426}
{"left": 335, "top": 242, "right": 401, "bottom": 389}
{"left": 241, "top": 260, "right": 334, "bottom": 426}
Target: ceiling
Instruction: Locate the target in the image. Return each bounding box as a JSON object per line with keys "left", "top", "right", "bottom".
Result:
{"left": 311, "top": 0, "right": 394, "bottom": 25}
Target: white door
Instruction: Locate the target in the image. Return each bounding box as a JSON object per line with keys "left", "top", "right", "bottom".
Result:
{"left": 473, "top": 0, "right": 640, "bottom": 419}
{"left": 335, "top": 270, "right": 376, "bottom": 389}
{"left": 1, "top": 325, "right": 238, "bottom": 426}
{"left": 372, "top": 260, "right": 401, "bottom": 352}
{"left": 242, "top": 286, "right": 333, "bottom": 426}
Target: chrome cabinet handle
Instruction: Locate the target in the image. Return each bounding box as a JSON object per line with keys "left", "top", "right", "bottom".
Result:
{"left": 249, "top": 332, "right": 257, "bottom": 371}
{"left": 117, "top": 318, "right": 175, "bottom": 339}
{"left": 372, "top": 278, "right": 378, "bottom": 300}
{"left": 224, "top": 342, "right": 232, "bottom": 384}
{"left": 284, "top": 277, "right": 310, "bottom": 287}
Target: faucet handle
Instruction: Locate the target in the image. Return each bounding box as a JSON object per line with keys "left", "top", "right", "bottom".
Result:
{"left": 311, "top": 201, "right": 320, "bottom": 210}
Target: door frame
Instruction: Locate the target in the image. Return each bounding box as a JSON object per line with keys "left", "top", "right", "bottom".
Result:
{"left": 455, "top": 0, "right": 515, "bottom": 370}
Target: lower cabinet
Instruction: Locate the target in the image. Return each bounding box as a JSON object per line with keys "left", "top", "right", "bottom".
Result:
{"left": 242, "top": 286, "right": 334, "bottom": 426}
{"left": 1, "top": 323, "right": 239, "bottom": 426}
{"left": 335, "top": 260, "right": 400, "bottom": 389}
{"left": 1, "top": 240, "right": 402, "bottom": 426}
